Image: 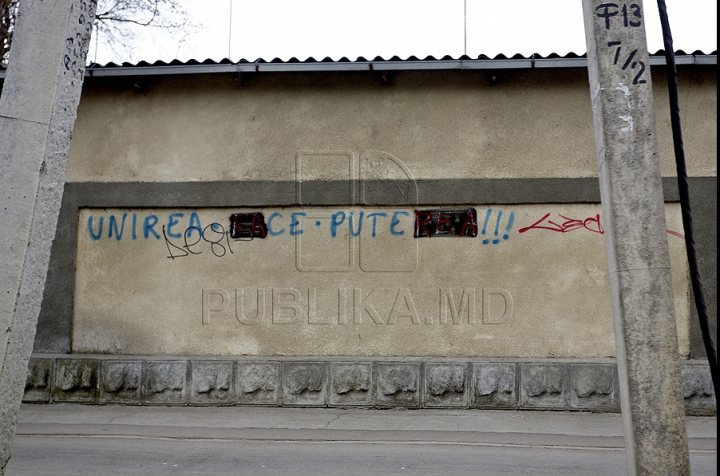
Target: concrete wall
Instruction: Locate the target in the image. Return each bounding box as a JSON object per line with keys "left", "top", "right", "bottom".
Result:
{"left": 65, "top": 68, "right": 716, "bottom": 183}
{"left": 71, "top": 204, "right": 689, "bottom": 357}
{"left": 31, "top": 66, "right": 717, "bottom": 361}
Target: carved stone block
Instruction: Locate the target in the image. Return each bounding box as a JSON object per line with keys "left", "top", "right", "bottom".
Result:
{"left": 472, "top": 362, "right": 516, "bottom": 408}
{"left": 282, "top": 362, "right": 327, "bottom": 406}
{"left": 520, "top": 363, "right": 567, "bottom": 409}
{"left": 569, "top": 364, "right": 618, "bottom": 411}
{"left": 682, "top": 364, "right": 716, "bottom": 415}
{"left": 237, "top": 361, "right": 279, "bottom": 405}
{"left": 143, "top": 361, "right": 186, "bottom": 404}
{"left": 191, "top": 361, "right": 234, "bottom": 404}
{"left": 376, "top": 363, "right": 420, "bottom": 407}
{"left": 330, "top": 362, "right": 373, "bottom": 406}
{"left": 424, "top": 363, "right": 467, "bottom": 407}
{"left": 53, "top": 358, "right": 98, "bottom": 403}
{"left": 99, "top": 360, "right": 142, "bottom": 404}
{"left": 23, "top": 358, "right": 53, "bottom": 403}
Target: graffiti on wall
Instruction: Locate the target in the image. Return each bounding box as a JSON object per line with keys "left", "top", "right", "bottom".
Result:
{"left": 413, "top": 209, "right": 479, "bottom": 238}
{"left": 84, "top": 207, "right": 685, "bottom": 262}
{"left": 519, "top": 212, "right": 604, "bottom": 235}
{"left": 518, "top": 211, "right": 684, "bottom": 239}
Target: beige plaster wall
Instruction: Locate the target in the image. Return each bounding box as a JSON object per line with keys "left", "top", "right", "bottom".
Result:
{"left": 65, "top": 68, "right": 716, "bottom": 183}
{"left": 72, "top": 204, "right": 689, "bottom": 357}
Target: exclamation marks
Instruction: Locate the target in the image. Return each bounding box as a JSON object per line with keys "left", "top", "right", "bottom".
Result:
{"left": 481, "top": 209, "right": 515, "bottom": 245}
{"left": 502, "top": 211, "right": 515, "bottom": 241}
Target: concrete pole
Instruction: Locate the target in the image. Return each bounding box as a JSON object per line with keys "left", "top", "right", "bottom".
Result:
{"left": 581, "top": 1, "right": 690, "bottom": 475}
{"left": 0, "top": 0, "right": 95, "bottom": 473}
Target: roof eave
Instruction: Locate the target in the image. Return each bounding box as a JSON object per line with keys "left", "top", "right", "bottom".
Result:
{"left": 0, "top": 54, "right": 716, "bottom": 80}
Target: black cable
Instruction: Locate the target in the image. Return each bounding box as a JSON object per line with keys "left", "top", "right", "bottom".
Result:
{"left": 656, "top": 0, "right": 718, "bottom": 397}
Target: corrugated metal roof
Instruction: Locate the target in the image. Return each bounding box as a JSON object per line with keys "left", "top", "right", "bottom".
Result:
{"left": 0, "top": 51, "right": 716, "bottom": 79}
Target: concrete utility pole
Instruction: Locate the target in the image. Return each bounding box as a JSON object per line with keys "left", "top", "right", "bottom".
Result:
{"left": 0, "top": 0, "right": 95, "bottom": 473}
{"left": 581, "top": 1, "right": 690, "bottom": 475}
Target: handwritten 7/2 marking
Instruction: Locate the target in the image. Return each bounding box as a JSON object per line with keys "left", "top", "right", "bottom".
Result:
{"left": 606, "top": 40, "right": 646, "bottom": 85}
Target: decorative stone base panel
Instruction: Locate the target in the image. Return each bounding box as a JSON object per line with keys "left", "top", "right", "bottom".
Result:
{"left": 23, "top": 356, "right": 716, "bottom": 415}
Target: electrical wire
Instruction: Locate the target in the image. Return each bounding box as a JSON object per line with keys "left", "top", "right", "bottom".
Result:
{"left": 656, "top": 0, "right": 718, "bottom": 397}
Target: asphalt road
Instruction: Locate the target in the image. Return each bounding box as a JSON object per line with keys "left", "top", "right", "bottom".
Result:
{"left": 5, "top": 405, "right": 717, "bottom": 476}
